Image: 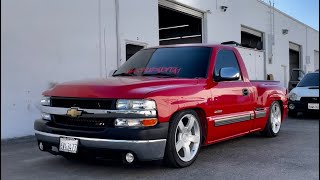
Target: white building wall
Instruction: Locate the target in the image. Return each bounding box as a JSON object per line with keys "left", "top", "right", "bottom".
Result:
{"left": 1, "top": 0, "right": 118, "bottom": 139}
{"left": 118, "top": 0, "right": 159, "bottom": 66}
{"left": 1, "top": 0, "right": 319, "bottom": 139}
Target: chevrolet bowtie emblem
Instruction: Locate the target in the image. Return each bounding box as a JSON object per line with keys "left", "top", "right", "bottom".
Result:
{"left": 66, "top": 108, "right": 82, "bottom": 118}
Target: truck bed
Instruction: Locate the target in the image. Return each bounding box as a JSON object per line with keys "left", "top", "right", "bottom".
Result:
{"left": 250, "top": 80, "right": 280, "bottom": 85}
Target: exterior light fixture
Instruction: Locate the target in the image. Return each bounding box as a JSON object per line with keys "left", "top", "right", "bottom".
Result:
{"left": 282, "top": 29, "right": 289, "bottom": 35}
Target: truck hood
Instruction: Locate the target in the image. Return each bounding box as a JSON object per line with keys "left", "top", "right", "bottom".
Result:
{"left": 43, "top": 77, "right": 199, "bottom": 99}
{"left": 290, "top": 86, "right": 319, "bottom": 97}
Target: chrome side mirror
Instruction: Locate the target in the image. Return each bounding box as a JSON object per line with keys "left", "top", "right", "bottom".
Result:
{"left": 217, "top": 67, "right": 240, "bottom": 81}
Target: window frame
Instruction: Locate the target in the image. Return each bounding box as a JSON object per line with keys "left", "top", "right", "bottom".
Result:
{"left": 213, "top": 49, "right": 243, "bottom": 82}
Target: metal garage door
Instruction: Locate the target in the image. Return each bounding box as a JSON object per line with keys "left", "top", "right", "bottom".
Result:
{"left": 236, "top": 47, "right": 264, "bottom": 80}
{"left": 158, "top": 0, "right": 205, "bottom": 45}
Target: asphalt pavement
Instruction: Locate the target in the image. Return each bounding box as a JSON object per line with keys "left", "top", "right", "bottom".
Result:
{"left": 1, "top": 115, "right": 319, "bottom": 180}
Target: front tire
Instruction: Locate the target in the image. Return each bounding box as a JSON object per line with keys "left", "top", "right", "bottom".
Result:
{"left": 164, "top": 110, "right": 202, "bottom": 168}
{"left": 261, "top": 101, "right": 282, "bottom": 137}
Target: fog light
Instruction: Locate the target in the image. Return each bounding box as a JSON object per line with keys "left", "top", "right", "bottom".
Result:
{"left": 125, "top": 152, "right": 135, "bottom": 163}
{"left": 41, "top": 113, "right": 51, "bottom": 121}
{"left": 39, "top": 142, "right": 44, "bottom": 151}
{"left": 289, "top": 104, "right": 295, "bottom": 110}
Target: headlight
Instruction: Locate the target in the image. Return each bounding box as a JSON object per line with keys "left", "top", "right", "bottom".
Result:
{"left": 289, "top": 93, "right": 300, "bottom": 101}
{"left": 116, "top": 99, "right": 156, "bottom": 110}
{"left": 114, "top": 118, "right": 158, "bottom": 127}
{"left": 40, "top": 96, "right": 51, "bottom": 106}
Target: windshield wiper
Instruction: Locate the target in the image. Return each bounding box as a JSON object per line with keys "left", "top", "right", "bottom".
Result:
{"left": 143, "top": 73, "right": 177, "bottom": 78}
{"left": 113, "top": 73, "right": 136, "bottom": 77}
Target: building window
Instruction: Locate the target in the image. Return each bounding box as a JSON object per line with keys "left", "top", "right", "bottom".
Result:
{"left": 241, "top": 26, "right": 263, "bottom": 50}
{"left": 214, "top": 50, "right": 242, "bottom": 81}
{"left": 126, "top": 44, "right": 144, "bottom": 61}
{"left": 158, "top": 3, "right": 203, "bottom": 45}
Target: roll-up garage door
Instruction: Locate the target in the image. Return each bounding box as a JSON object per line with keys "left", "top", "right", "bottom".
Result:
{"left": 158, "top": 0, "right": 204, "bottom": 45}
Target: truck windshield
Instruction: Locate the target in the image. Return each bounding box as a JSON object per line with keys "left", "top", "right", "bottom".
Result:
{"left": 297, "top": 73, "right": 319, "bottom": 87}
{"left": 113, "top": 47, "right": 212, "bottom": 78}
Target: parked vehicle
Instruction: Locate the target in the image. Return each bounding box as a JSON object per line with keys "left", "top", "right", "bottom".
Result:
{"left": 34, "top": 44, "right": 288, "bottom": 168}
{"left": 288, "top": 72, "right": 319, "bottom": 116}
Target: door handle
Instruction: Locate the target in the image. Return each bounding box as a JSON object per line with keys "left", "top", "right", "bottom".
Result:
{"left": 242, "top": 88, "right": 249, "bottom": 96}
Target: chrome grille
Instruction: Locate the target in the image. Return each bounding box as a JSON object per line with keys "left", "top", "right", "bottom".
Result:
{"left": 52, "top": 115, "right": 114, "bottom": 129}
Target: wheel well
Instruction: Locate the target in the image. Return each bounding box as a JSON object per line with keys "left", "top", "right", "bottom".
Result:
{"left": 169, "top": 108, "right": 208, "bottom": 145}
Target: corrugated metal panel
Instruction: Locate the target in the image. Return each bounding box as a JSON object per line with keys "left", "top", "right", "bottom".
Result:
{"left": 236, "top": 47, "right": 265, "bottom": 80}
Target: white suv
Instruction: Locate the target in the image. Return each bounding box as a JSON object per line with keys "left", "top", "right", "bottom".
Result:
{"left": 288, "top": 72, "right": 319, "bottom": 116}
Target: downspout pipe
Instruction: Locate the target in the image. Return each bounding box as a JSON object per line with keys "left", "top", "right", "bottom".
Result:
{"left": 115, "top": 0, "right": 121, "bottom": 68}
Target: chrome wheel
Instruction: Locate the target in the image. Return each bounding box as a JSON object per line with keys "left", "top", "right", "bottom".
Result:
{"left": 174, "top": 114, "right": 201, "bottom": 162}
{"left": 270, "top": 103, "right": 281, "bottom": 134}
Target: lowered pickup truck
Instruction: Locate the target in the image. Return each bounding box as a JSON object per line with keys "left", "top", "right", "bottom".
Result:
{"left": 34, "top": 44, "right": 288, "bottom": 168}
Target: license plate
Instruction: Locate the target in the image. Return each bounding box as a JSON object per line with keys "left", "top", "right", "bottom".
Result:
{"left": 308, "top": 103, "right": 319, "bottom": 110}
{"left": 59, "top": 137, "right": 78, "bottom": 153}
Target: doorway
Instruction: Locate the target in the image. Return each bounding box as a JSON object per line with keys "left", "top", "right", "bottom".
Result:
{"left": 289, "top": 42, "right": 301, "bottom": 81}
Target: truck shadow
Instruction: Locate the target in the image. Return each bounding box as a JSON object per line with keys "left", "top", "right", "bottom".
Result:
{"left": 288, "top": 113, "right": 319, "bottom": 120}
{"left": 59, "top": 133, "right": 265, "bottom": 169}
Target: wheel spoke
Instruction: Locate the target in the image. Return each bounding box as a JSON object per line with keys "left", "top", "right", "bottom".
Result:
{"left": 176, "top": 140, "right": 184, "bottom": 151}
{"left": 183, "top": 145, "right": 191, "bottom": 158}
{"left": 178, "top": 121, "right": 185, "bottom": 131}
{"left": 186, "top": 116, "right": 195, "bottom": 131}
{"left": 189, "top": 135, "right": 200, "bottom": 143}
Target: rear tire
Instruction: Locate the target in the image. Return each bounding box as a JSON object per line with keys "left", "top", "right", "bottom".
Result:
{"left": 164, "top": 110, "right": 202, "bottom": 168}
{"left": 261, "top": 101, "right": 282, "bottom": 137}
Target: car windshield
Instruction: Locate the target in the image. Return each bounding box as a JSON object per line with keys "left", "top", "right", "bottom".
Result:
{"left": 113, "top": 47, "right": 212, "bottom": 78}
{"left": 297, "top": 73, "right": 319, "bottom": 87}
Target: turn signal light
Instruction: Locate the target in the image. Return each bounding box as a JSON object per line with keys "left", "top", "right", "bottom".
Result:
{"left": 114, "top": 118, "right": 158, "bottom": 127}
{"left": 141, "top": 118, "right": 158, "bottom": 127}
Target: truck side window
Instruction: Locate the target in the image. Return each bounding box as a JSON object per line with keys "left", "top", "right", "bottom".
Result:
{"left": 214, "top": 50, "right": 242, "bottom": 81}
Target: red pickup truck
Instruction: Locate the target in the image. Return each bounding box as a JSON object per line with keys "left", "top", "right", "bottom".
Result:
{"left": 34, "top": 44, "right": 288, "bottom": 167}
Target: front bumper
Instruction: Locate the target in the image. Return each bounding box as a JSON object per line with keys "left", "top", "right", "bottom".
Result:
{"left": 288, "top": 100, "right": 319, "bottom": 113}
{"left": 34, "top": 119, "right": 168, "bottom": 161}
